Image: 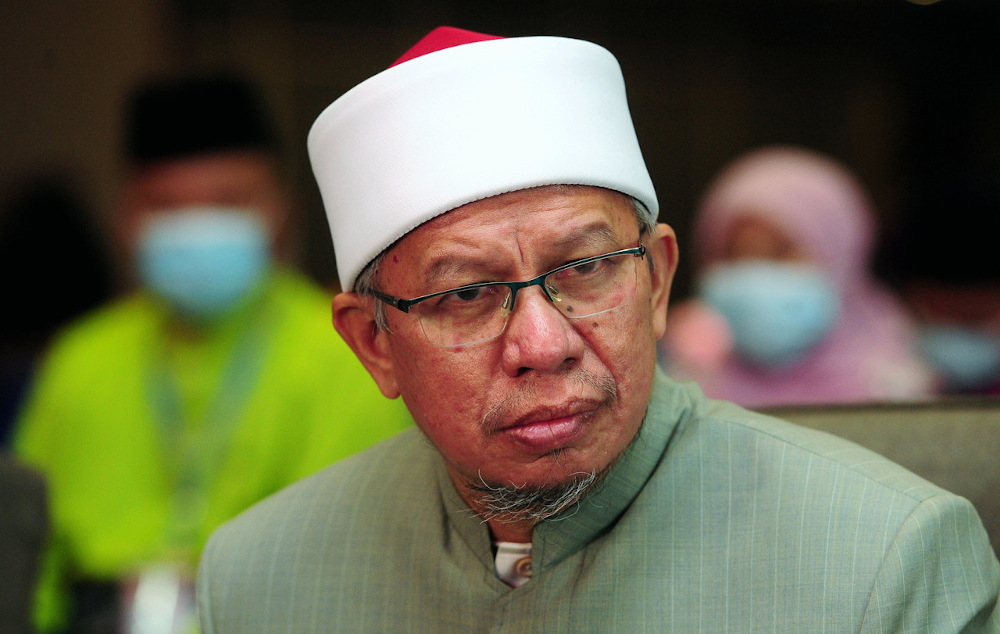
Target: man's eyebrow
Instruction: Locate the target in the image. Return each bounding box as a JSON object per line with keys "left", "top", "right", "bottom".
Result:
{"left": 548, "top": 224, "right": 622, "bottom": 255}
{"left": 423, "top": 254, "right": 500, "bottom": 288}
{"left": 421, "top": 222, "right": 624, "bottom": 288}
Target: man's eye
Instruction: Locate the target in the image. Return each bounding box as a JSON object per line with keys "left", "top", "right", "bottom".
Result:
{"left": 454, "top": 287, "right": 487, "bottom": 301}
{"left": 437, "top": 285, "right": 500, "bottom": 306}
{"left": 570, "top": 260, "right": 602, "bottom": 275}
{"left": 556, "top": 259, "right": 605, "bottom": 280}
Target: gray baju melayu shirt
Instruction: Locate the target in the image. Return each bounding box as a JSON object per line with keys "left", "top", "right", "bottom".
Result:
{"left": 197, "top": 371, "right": 999, "bottom": 632}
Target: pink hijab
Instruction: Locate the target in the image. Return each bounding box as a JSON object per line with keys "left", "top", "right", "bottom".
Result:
{"left": 669, "top": 146, "right": 932, "bottom": 407}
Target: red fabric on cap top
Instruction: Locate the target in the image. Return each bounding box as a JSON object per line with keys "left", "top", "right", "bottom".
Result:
{"left": 390, "top": 26, "right": 505, "bottom": 67}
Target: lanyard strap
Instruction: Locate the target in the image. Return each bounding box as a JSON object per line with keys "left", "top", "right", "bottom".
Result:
{"left": 145, "top": 299, "right": 277, "bottom": 560}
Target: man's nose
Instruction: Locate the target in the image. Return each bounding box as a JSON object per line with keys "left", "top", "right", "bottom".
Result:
{"left": 500, "top": 285, "right": 585, "bottom": 376}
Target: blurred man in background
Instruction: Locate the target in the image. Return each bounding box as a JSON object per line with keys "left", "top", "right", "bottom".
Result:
{"left": 13, "top": 73, "right": 411, "bottom": 632}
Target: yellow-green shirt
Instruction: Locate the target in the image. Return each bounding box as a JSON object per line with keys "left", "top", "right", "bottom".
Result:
{"left": 14, "top": 268, "right": 411, "bottom": 631}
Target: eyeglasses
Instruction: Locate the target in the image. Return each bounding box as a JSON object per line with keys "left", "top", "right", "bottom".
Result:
{"left": 370, "top": 244, "right": 647, "bottom": 347}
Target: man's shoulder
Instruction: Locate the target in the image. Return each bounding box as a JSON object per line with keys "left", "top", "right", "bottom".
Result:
{"left": 204, "top": 428, "right": 433, "bottom": 552}
{"left": 258, "top": 269, "right": 363, "bottom": 366}
{"left": 263, "top": 268, "right": 333, "bottom": 323}
{"left": 197, "top": 428, "right": 450, "bottom": 629}
{"left": 30, "top": 294, "right": 158, "bottom": 381}
{"left": 629, "top": 381, "right": 999, "bottom": 632}
{"left": 197, "top": 428, "right": 442, "bottom": 619}
{"left": 49, "top": 293, "right": 156, "bottom": 349}
{"left": 672, "top": 389, "right": 949, "bottom": 504}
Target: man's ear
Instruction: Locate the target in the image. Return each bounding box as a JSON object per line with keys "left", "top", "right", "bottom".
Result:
{"left": 332, "top": 293, "right": 401, "bottom": 398}
{"left": 646, "top": 223, "right": 679, "bottom": 340}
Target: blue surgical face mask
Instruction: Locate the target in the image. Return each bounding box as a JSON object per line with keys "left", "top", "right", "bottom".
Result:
{"left": 700, "top": 261, "right": 840, "bottom": 367}
{"left": 919, "top": 325, "right": 1000, "bottom": 391}
{"left": 137, "top": 207, "right": 270, "bottom": 320}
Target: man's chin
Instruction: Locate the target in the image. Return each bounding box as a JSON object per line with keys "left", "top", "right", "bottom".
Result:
{"left": 467, "top": 463, "right": 610, "bottom": 525}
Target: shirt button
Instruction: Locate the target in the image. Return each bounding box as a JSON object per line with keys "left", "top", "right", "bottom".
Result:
{"left": 514, "top": 556, "right": 533, "bottom": 578}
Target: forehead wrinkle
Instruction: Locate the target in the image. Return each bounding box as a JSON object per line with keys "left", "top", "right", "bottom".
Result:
{"left": 423, "top": 253, "right": 503, "bottom": 287}
{"left": 406, "top": 190, "right": 636, "bottom": 289}
{"left": 417, "top": 228, "right": 516, "bottom": 287}
{"left": 420, "top": 217, "right": 629, "bottom": 288}
{"left": 549, "top": 223, "right": 622, "bottom": 254}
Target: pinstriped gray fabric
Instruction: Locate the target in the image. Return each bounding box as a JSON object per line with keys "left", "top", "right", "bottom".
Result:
{"left": 198, "top": 372, "right": 1000, "bottom": 632}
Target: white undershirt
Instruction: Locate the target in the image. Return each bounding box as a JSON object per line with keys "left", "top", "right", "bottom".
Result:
{"left": 494, "top": 541, "right": 533, "bottom": 588}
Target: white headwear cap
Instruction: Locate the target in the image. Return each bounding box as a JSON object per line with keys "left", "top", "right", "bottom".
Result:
{"left": 308, "top": 27, "right": 658, "bottom": 291}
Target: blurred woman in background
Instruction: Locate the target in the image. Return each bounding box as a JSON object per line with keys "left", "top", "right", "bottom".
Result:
{"left": 661, "top": 145, "right": 934, "bottom": 407}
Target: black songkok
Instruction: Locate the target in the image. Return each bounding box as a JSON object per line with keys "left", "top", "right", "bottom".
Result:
{"left": 124, "top": 73, "right": 278, "bottom": 166}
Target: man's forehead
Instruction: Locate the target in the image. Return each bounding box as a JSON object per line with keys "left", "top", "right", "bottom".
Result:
{"left": 384, "top": 186, "right": 638, "bottom": 282}
{"left": 131, "top": 150, "right": 275, "bottom": 183}
{"left": 125, "top": 151, "right": 281, "bottom": 209}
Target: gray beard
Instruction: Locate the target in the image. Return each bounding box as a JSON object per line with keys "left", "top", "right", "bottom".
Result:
{"left": 470, "top": 367, "right": 622, "bottom": 525}
{"left": 469, "top": 467, "right": 604, "bottom": 525}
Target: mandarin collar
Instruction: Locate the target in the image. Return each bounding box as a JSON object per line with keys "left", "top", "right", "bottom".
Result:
{"left": 438, "top": 368, "right": 693, "bottom": 575}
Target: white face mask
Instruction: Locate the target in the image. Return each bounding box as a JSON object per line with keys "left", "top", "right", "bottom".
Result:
{"left": 699, "top": 260, "right": 841, "bottom": 367}
{"left": 137, "top": 207, "right": 270, "bottom": 320}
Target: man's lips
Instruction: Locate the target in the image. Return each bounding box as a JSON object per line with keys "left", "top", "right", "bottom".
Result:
{"left": 494, "top": 403, "right": 602, "bottom": 452}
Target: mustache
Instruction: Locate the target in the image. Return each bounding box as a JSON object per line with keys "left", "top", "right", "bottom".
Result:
{"left": 480, "top": 367, "right": 619, "bottom": 433}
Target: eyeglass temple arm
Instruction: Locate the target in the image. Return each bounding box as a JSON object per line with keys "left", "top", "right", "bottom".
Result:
{"left": 369, "top": 289, "right": 414, "bottom": 313}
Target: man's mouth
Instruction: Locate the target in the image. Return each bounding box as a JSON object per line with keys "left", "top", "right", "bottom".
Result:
{"left": 496, "top": 403, "right": 601, "bottom": 453}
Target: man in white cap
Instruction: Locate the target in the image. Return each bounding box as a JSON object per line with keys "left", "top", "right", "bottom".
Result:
{"left": 197, "top": 27, "right": 999, "bottom": 631}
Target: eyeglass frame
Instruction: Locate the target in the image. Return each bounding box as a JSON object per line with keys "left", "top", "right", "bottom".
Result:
{"left": 368, "top": 243, "right": 646, "bottom": 333}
